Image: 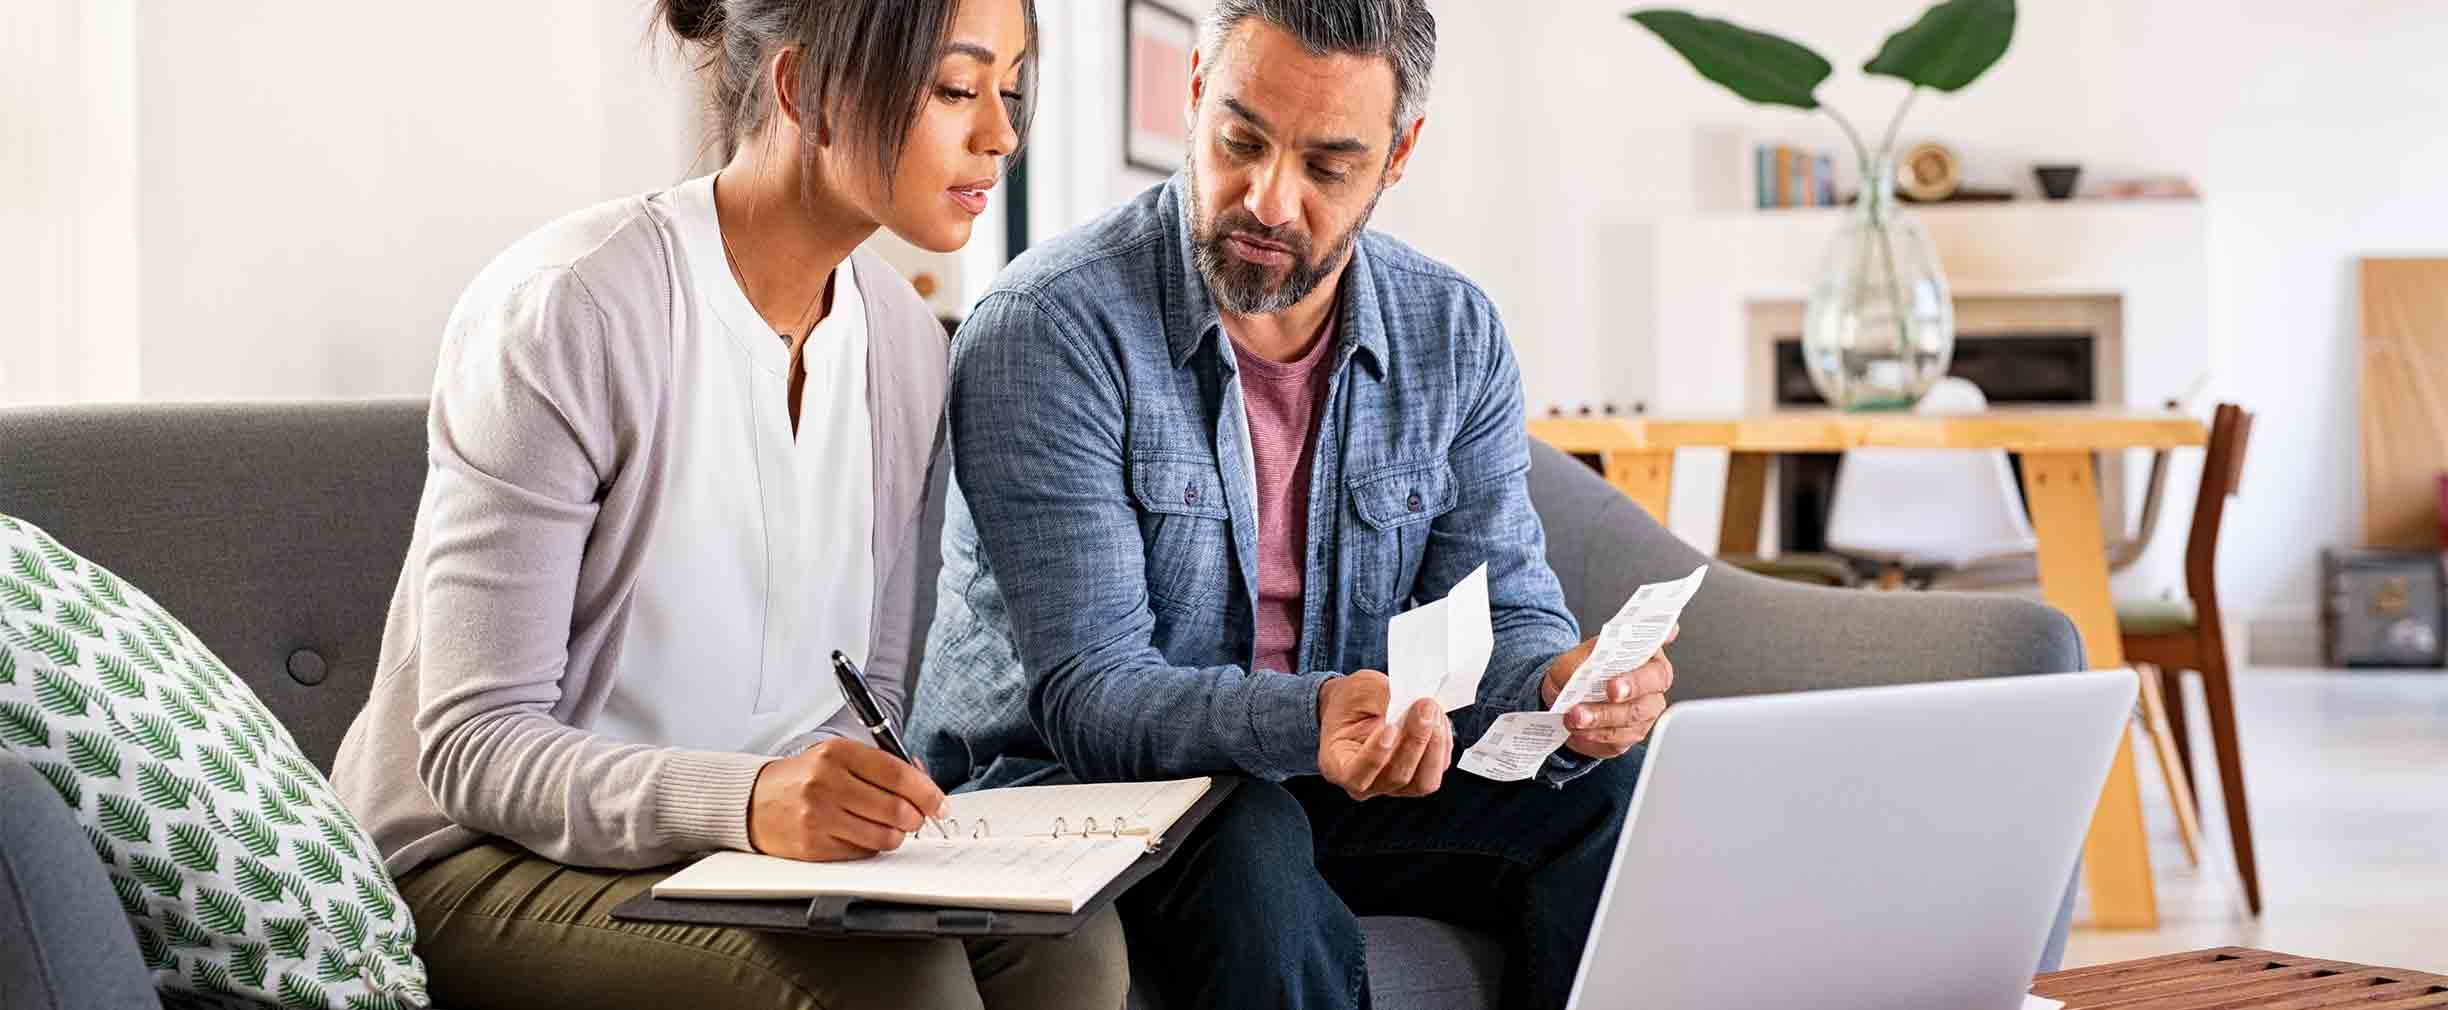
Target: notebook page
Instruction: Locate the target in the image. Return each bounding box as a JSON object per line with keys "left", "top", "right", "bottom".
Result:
{"left": 650, "top": 837, "right": 1147, "bottom": 913}
{"left": 935, "top": 777, "right": 1211, "bottom": 842}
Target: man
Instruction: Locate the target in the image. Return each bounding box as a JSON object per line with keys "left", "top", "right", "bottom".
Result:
{"left": 912, "top": 2, "right": 1671, "bottom": 1007}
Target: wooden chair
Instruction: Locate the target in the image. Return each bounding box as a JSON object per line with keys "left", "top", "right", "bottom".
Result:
{"left": 2118, "top": 402, "right": 2261, "bottom": 915}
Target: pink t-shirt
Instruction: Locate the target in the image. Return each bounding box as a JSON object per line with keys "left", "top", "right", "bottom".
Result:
{"left": 1228, "top": 316, "right": 1337, "bottom": 675}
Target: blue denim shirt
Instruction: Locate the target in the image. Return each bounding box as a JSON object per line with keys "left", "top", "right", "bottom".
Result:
{"left": 912, "top": 176, "right": 1590, "bottom": 790}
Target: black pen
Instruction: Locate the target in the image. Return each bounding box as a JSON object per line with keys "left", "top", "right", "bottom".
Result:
{"left": 830, "top": 651, "right": 947, "bottom": 837}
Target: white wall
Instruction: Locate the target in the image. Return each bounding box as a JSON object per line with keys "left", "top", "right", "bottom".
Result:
{"left": 124, "top": 0, "right": 703, "bottom": 402}
{"left": 1367, "top": 0, "right": 2448, "bottom": 653}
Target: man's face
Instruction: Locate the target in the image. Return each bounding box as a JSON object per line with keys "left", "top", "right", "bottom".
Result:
{"left": 1185, "top": 21, "right": 1423, "bottom": 316}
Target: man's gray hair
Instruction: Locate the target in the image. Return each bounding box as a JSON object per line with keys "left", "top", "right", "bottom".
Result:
{"left": 1197, "top": 0, "right": 1438, "bottom": 136}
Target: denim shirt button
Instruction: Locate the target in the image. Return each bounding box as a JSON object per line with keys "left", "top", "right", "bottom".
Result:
{"left": 1185, "top": 483, "right": 1200, "bottom": 505}
{"left": 1406, "top": 491, "right": 1423, "bottom": 513}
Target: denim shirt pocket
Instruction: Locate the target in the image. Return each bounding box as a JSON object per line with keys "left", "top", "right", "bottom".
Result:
{"left": 1347, "top": 461, "right": 1456, "bottom": 616}
{"left": 1128, "top": 452, "right": 1233, "bottom": 617}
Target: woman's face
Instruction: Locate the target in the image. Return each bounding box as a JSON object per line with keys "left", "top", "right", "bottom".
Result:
{"left": 820, "top": 0, "right": 1029, "bottom": 254}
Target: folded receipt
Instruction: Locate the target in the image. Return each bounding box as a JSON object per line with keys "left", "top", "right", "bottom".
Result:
{"left": 1456, "top": 565, "right": 1707, "bottom": 782}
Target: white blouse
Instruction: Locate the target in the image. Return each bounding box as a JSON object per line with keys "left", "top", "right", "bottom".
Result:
{"left": 598, "top": 173, "right": 875, "bottom": 755}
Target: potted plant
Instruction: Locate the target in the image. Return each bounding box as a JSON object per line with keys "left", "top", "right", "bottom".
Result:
{"left": 1629, "top": 0, "right": 2017, "bottom": 410}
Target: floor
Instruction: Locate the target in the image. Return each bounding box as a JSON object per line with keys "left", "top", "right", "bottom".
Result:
{"left": 2064, "top": 667, "right": 2448, "bottom": 974}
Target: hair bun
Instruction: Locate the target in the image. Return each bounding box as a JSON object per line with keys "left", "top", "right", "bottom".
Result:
{"left": 658, "top": 0, "right": 725, "bottom": 44}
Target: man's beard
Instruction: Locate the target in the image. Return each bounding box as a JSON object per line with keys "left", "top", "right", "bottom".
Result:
{"left": 1187, "top": 158, "right": 1381, "bottom": 316}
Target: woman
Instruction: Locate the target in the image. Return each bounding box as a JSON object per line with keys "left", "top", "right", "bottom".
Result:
{"left": 330, "top": 1, "right": 1127, "bottom": 1007}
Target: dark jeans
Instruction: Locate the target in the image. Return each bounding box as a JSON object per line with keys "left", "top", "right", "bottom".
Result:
{"left": 1119, "top": 749, "right": 1644, "bottom": 1010}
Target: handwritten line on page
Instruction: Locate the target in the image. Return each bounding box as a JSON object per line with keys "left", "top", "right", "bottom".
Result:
{"left": 1456, "top": 565, "right": 1707, "bottom": 782}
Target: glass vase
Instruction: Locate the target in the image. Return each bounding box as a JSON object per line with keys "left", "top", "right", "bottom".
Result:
{"left": 1801, "top": 152, "right": 1955, "bottom": 411}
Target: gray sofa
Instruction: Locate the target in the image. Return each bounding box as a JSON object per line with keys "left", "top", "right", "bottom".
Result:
{"left": 0, "top": 400, "right": 2083, "bottom": 1010}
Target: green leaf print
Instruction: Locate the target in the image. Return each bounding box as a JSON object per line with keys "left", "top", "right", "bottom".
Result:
{"left": 295, "top": 838, "right": 345, "bottom": 885}
{"left": 258, "top": 782, "right": 302, "bottom": 825}
{"left": 220, "top": 721, "right": 259, "bottom": 768}
{"left": 158, "top": 680, "right": 209, "bottom": 730}
{"left": 10, "top": 546, "right": 57, "bottom": 589}
{"left": 276, "top": 771, "right": 312, "bottom": 810}
{"left": 278, "top": 972, "right": 333, "bottom": 1010}
{"left": 83, "top": 824, "right": 117, "bottom": 867}
{"left": 352, "top": 875, "right": 396, "bottom": 924}
{"left": 0, "top": 701, "right": 49, "bottom": 746}
{"left": 117, "top": 629, "right": 162, "bottom": 675}
{"left": 193, "top": 957, "right": 241, "bottom": 996}
{"left": 169, "top": 821, "right": 221, "bottom": 873}
{"left": 345, "top": 994, "right": 401, "bottom": 1010}
{"left": 34, "top": 534, "right": 78, "bottom": 577}
{"left": 68, "top": 729, "right": 121, "bottom": 777}
{"left": 318, "top": 818, "right": 362, "bottom": 860}
{"left": 182, "top": 670, "right": 219, "bottom": 712}
{"left": 98, "top": 793, "right": 153, "bottom": 844}
{"left": 29, "top": 759, "right": 80, "bottom": 807}
{"left": 129, "top": 711, "right": 184, "bottom": 762}
{"left": 232, "top": 809, "right": 281, "bottom": 859}
{"left": 326, "top": 897, "right": 372, "bottom": 949}
{"left": 132, "top": 921, "right": 174, "bottom": 971}
{"left": 96, "top": 652, "right": 146, "bottom": 698}
{"left": 265, "top": 916, "right": 312, "bottom": 960}
{"left": 141, "top": 762, "right": 202, "bottom": 811}
{"left": 34, "top": 665, "right": 90, "bottom": 714}
{"left": 198, "top": 886, "right": 250, "bottom": 934}
{"left": 0, "top": 644, "right": 13, "bottom": 685}
{"left": 199, "top": 744, "right": 247, "bottom": 794}
{"left": 316, "top": 948, "right": 355, "bottom": 984}
{"left": 27, "top": 626, "right": 83, "bottom": 672}
{"left": 232, "top": 941, "right": 272, "bottom": 987}
{"left": 52, "top": 595, "right": 102, "bottom": 639}
{"left": 0, "top": 574, "right": 38, "bottom": 614}
{"left": 108, "top": 872, "right": 148, "bottom": 917}
{"left": 162, "top": 907, "right": 213, "bottom": 948}
{"left": 131, "top": 851, "right": 183, "bottom": 899}
{"left": 237, "top": 856, "right": 287, "bottom": 903}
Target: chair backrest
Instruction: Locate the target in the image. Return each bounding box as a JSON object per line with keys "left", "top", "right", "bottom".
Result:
{"left": 2184, "top": 403, "right": 2253, "bottom": 617}
{"left": 1822, "top": 378, "right": 2039, "bottom": 567}
{"left": 0, "top": 401, "right": 427, "bottom": 772}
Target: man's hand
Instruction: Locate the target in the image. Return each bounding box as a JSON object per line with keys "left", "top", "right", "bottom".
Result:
{"left": 1317, "top": 671, "right": 1454, "bottom": 801}
{"left": 1539, "top": 625, "right": 1677, "bottom": 760}
{"left": 748, "top": 739, "right": 948, "bottom": 861}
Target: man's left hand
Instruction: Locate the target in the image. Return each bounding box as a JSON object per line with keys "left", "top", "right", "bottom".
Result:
{"left": 1538, "top": 626, "right": 1676, "bottom": 760}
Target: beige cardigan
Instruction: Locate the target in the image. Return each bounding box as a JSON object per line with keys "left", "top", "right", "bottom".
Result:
{"left": 332, "top": 188, "right": 947, "bottom": 877}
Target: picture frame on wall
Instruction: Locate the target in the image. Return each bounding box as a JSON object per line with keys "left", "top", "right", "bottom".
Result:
{"left": 1123, "top": 0, "right": 1194, "bottom": 175}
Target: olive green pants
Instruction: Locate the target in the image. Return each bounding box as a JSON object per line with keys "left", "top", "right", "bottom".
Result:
{"left": 398, "top": 841, "right": 1129, "bottom": 1010}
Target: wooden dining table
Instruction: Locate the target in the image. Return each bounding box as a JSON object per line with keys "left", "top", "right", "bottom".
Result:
{"left": 1529, "top": 408, "right": 2210, "bottom": 930}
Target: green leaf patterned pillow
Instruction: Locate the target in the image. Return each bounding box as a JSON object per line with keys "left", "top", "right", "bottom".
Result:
{"left": 0, "top": 514, "right": 428, "bottom": 1010}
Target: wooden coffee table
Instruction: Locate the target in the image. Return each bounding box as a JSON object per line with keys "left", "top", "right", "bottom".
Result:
{"left": 2034, "top": 948, "right": 2448, "bottom": 1007}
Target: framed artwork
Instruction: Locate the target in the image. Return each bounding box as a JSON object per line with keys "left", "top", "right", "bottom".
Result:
{"left": 1122, "top": 0, "right": 1195, "bottom": 174}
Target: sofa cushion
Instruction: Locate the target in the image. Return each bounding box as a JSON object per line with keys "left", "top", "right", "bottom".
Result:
{"left": 0, "top": 514, "right": 428, "bottom": 1010}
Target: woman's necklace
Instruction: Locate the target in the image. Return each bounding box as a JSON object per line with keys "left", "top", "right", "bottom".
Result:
{"left": 718, "top": 220, "right": 829, "bottom": 347}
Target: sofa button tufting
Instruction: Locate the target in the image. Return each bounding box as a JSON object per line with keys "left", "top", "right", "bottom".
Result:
{"left": 286, "top": 649, "right": 328, "bottom": 686}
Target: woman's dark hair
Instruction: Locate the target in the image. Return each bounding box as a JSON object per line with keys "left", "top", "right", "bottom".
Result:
{"left": 658, "top": 0, "right": 1036, "bottom": 187}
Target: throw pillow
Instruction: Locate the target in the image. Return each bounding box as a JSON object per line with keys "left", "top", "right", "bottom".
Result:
{"left": 0, "top": 513, "right": 428, "bottom": 1010}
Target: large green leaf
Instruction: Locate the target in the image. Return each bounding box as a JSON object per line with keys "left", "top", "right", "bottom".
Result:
{"left": 169, "top": 821, "right": 221, "bottom": 872}
{"left": 110, "top": 872, "right": 149, "bottom": 917}
{"left": 296, "top": 837, "right": 347, "bottom": 886}
{"left": 265, "top": 917, "right": 313, "bottom": 961}
{"left": 30, "top": 760, "right": 80, "bottom": 808}
{"left": 99, "top": 793, "right": 154, "bottom": 845}
{"left": 69, "top": 729, "right": 122, "bottom": 777}
{"left": 0, "top": 700, "right": 49, "bottom": 746}
{"left": 198, "top": 886, "right": 251, "bottom": 934}
{"left": 1863, "top": 0, "right": 2015, "bottom": 92}
{"left": 233, "top": 941, "right": 272, "bottom": 987}
{"left": 238, "top": 856, "right": 288, "bottom": 903}
{"left": 1627, "top": 9, "right": 1831, "bottom": 109}
{"left": 233, "top": 809, "right": 283, "bottom": 859}
{"left": 132, "top": 851, "right": 183, "bottom": 898}
{"left": 279, "top": 971, "right": 333, "bottom": 1010}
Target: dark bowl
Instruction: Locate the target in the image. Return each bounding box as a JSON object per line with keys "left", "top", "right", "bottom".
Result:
{"left": 2035, "top": 164, "right": 2083, "bottom": 200}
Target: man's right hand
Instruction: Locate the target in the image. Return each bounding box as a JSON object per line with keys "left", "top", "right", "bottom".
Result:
{"left": 747, "top": 738, "right": 948, "bottom": 861}
{"left": 1317, "top": 671, "right": 1453, "bottom": 801}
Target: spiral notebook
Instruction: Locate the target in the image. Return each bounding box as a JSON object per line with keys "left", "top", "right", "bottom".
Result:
{"left": 648, "top": 777, "right": 1215, "bottom": 915}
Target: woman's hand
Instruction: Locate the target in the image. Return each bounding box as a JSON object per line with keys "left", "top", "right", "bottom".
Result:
{"left": 747, "top": 738, "right": 948, "bottom": 861}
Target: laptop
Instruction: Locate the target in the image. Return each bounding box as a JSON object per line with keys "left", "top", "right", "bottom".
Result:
{"left": 1564, "top": 669, "right": 2136, "bottom": 1010}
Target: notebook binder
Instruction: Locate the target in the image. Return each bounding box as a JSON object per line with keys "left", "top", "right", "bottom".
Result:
{"left": 609, "top": 776, "right": 1239, "bottom": 938}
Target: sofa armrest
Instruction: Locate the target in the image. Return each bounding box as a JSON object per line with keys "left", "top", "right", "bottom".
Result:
{"left": 0, "top": 750, "right": 159, "bottom": 1010}
{"left": 1530, "top": 442, "right": 2086, "bottom": 700}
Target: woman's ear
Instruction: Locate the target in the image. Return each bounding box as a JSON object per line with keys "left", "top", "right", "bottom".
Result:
{"left": 769, "top": 46, "right": 829, "bottom": 146}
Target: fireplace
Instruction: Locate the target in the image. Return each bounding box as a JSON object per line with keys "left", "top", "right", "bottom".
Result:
{"left": 1746, "top": 294, "right": 2126, "bottom": 555}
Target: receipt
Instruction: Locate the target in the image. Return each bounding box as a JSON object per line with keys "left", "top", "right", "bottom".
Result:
{"left": 1455, "top": 711, "right": 1570, "bottom": 781}
{"left": 1457, "top": 565, "right": 1707, "bottom": 781}
{"left": 1385, "top": 565, "right": 1493, "bottom": 715}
